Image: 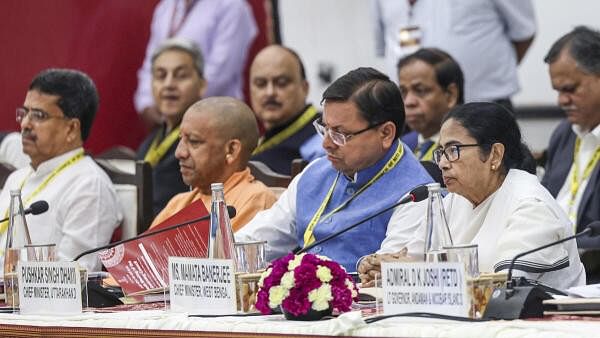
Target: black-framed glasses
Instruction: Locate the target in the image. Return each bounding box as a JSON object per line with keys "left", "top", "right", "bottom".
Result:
{"left": 16, "top": 107, "right": 67, "bottom": 124}
{"left": 313, "top": 117, "right": 385, "bottom": 146}
{"left": 433, "top": 144, "right": 482, "bottom": 165}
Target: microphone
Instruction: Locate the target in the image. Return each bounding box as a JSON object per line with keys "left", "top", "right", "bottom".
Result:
{"left": 73, "top": 205, "right": 236, "bottom": 262}
{"left": 483, "top": 220, "right": 600, "bottom": 320}
{"left": 297, "top": 185, "right": 429, "bottom": 255}
{"left": 0, "top": 200, "right": 49, "bottom": 223}
{"left": 506, "top": 221, "right": 600, "bottom": 285}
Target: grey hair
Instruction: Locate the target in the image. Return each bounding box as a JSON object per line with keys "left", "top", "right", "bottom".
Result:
{"left": 544, "top": 26, "right": 600, "bottom": 75}
{"left": 151, "top": 37, "right": 204, "bottom": 78}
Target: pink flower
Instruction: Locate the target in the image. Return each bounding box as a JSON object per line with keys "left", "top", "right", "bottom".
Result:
{"left": 301, "top": 253, "right": 321, "bottom": 266}
{"left": 331, "top": 285, "right": 354, "bottom": 312}
{"left": 322, "top": 261, "right": 343, "bottom": 279}
{"left": 294, "top": 263, "right": 321, "bottom": 292}
{"left": 255, "top": 289, "right": 272, "bottom": 314}
{"left": 282, "top": 288, "right": 311, "bottom": 316}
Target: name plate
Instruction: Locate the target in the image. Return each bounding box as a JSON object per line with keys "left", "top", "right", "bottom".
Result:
{"left": 381, "top": 262, "right": 468, "bottom": 317}
{"left": 17, "top": 261, "right": 82, "bottom": 315}
{"left": 169, "top": 257, "right": 237, "bottom": 315}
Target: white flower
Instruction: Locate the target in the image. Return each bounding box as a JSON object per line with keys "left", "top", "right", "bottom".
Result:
{"left": 308, "top": 284, "right": 332, "bottom": 311}
{"left": 268, "top": 286, "right": 289, "bottom": 308}
{"left": 287, "top": 253, "right": 305, "bottom": 270}
{"left": 345, "top": 279, "right": 358, "bottom": 298}
{"left": 280, "top": 271, "right": 295, "bottom": 289}
{"left": 258, "top": 267, "right": 272, "bottom": 288}
{"left": 316, "top": 266, "right": 333, "bottom": 282}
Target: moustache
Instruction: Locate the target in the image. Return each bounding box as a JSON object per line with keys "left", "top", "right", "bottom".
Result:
{"left": 21, "top": 130, "right": 36, "bottom": 141}
{"left": 262, "top": 99, "right": 282, "bottom": 107}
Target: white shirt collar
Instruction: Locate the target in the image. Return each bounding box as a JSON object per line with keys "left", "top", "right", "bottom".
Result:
{"left": 30, "top": 147, "right": 85, "bottom": 175}
{"left": 572, "top": 123, "right": 600, "bottom": 141}
{"left": 417, "top": 132, "right": 440, "bottom": 145}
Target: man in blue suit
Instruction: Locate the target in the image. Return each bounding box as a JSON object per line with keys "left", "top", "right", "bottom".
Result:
{"left": 237, "top": 67, "right": 433, "bottom": 272}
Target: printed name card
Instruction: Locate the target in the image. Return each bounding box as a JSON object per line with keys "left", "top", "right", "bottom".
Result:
{"left": 381, "top": 262, "right": 468, "bottom": 317}
{"left": 168, "top": 257, "right": 237, "bottom": 315}
{"left": 17, "top": 261, "right": 82, "bottom": 315}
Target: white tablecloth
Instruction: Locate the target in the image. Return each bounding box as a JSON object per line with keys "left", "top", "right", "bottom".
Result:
{"left": 0, "top": 310, "right": 597, "bottom": 338}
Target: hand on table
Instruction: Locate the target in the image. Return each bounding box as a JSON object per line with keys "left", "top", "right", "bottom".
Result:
{"left": 358, "top": 247, "right": 409, "bottom": 287}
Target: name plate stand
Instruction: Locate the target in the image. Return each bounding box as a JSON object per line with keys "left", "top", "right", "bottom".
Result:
{"left": 17, "top": 261, "right": 82, "bottom": 315}
{"left": 168, "top": 257, "right": 237, "bottom": 315}
{"left": 381, "top": 262, "right": 468, "bottom": 317}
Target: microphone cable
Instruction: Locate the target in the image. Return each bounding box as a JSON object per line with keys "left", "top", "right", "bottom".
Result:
{"left": 364, "top": 311, "right": 491, "bottom": 324}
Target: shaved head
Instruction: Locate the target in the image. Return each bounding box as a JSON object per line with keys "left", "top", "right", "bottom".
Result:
{"left": 176, "top": 96, "right": 260, "bottom": 191}
{"left": 187, "top": 97, "right": 259, "bottom": 162}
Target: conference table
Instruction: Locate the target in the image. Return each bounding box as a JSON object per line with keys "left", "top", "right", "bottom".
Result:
{"left": 0, "top": 306, "right": 597, "bottom": 338}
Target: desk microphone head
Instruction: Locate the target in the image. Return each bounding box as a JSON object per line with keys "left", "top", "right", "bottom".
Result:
{"left": 27, "top": 200, "right": 49, "bottom": 215}
{"left": 409, "top": 185, "right": 430, "bottom": 203}
{"left": 227, "top": 205, "right": 236, "bottom": 219}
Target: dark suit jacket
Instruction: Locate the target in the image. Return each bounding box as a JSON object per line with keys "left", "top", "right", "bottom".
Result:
{"left": 542, "top": 120, "right": 600, "bottom": 248}
{"left": 137, "top": 126, "right": 189, "bottom": 217}
{"left": 251, "top": 105, "right": 318, "bottom": 176}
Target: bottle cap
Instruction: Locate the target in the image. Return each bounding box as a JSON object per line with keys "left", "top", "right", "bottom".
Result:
{"left": 211, "top": 182, "right": 224, "bottom": 191}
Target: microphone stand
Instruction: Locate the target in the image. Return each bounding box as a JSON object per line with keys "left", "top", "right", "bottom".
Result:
{"left": 298, "top": 199, "right": 408, "bottom": 254}
{"left": 74, "top": 205, "right": 235, "bottom": 261}
{"left": 297, "top": 185, "right": 429, "bottom": 255}
{"left": 505, "top": 227, "right": 592, "bottom": 293}
{"left": 483, "top": 225, "right": 599, "bottom": 320}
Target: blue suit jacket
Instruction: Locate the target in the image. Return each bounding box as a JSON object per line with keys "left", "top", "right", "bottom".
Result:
{"left": 401, "top": 131, "right": 418, "bottom": 152}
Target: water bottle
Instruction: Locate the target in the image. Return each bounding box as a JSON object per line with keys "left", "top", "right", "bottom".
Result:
{"left": 423, "top": 183, "right": 453, "bottom": 262}
{"left": 3, "top": 189, "right": 33, "bottom": 308}
{"left": 208, "top": 183, "right": 237, "bottom": 262}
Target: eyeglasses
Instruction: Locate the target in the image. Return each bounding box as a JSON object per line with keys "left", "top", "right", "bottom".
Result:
{"left": 433, "top": 144, "right": 482, "bottom": 165}
{"left": 16, "top": 107, "right": 67, "bottom": 124}
{"left": 313, "top": 117, "right": 384, "bottom": 146}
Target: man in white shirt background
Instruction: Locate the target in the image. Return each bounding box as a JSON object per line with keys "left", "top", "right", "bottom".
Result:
{"left": 373, "top": 0, "right": 535, "bottom": 111}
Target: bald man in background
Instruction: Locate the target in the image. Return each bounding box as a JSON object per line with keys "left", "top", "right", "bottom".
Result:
{"left": 249, "top": 45, "right": 324, "bottom": 175}
{"left": 151, "top": 97, "right": 277, "bottom": 231}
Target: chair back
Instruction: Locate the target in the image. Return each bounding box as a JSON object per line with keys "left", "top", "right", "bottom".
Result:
{"left": 248, "top": 161, "right": 291, "bottom": 188}
{"left": 95, "top": 159, "right": 153, "bottom": 239}
{"left": 96, "top": 146, "right": 137, "bottom": 174}
{"left": 97, "top": 146, "right": 136, "bottom": 160}
{"left": 291, "top": 158, "right": 309, "bottom": 179}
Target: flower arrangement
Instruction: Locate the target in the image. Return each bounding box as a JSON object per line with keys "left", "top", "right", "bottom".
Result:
{"left": 255, "top": 253, "right": 358, "bottom": 317}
